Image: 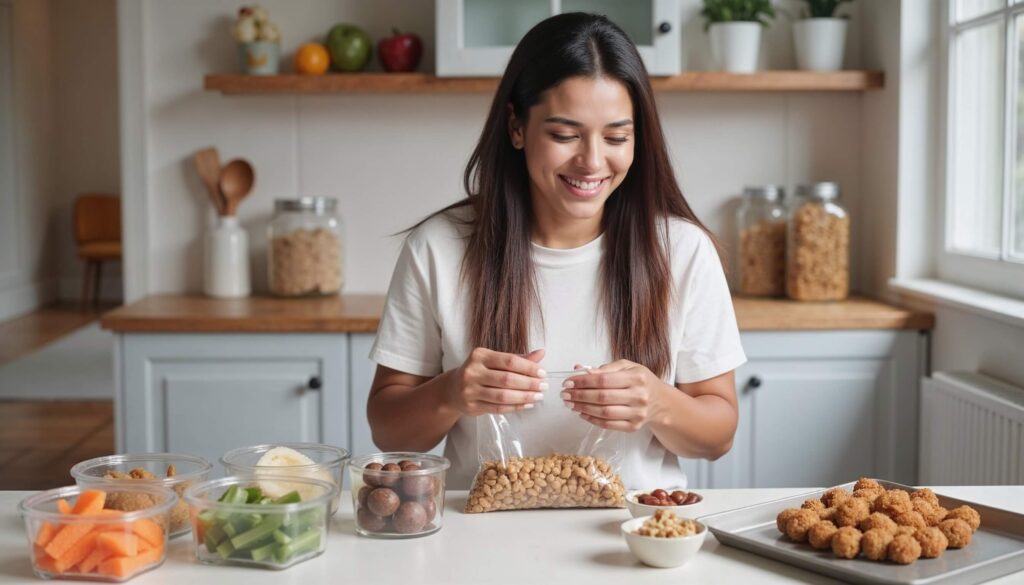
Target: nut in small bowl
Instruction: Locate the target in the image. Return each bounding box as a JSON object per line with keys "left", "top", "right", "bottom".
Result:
{"left": 626, "top": 488, "right": 704, "bottom": 519}
{"left": 621, "top": 511, "right": 707, "bottom": 568}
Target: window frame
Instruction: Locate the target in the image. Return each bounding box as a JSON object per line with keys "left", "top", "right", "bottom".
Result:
{"left": 939, "top": 0, "right": 1024, "bottom": 299}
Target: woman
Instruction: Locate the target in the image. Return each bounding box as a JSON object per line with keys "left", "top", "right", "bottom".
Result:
{"left": 367, "top": 12, "right": 745, "bottom": 490}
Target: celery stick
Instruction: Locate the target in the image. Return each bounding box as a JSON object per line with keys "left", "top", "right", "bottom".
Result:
{"left": 272, "top": 529, "right": 292, "bottom": 545}
{"left": 231, "top": 514, "right": 284, "bottom": 550}
{"left": 275, "top": 528, "right": 321, "bottom": 564}
{"left": 216, "top": 538, "right": 236, "bottom": 559}
{"left": 244, "top": 487, "right": 262, "bottom": 503}
{"left": 273, "top": 491, "right": 301, "bottom": 505}
{"left": 250, "top": 541, "right": 278, "bottom": 562}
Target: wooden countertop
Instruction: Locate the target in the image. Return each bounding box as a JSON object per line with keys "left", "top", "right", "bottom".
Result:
{"left": 100, "top": 294, "right": 933, "bottom": 333}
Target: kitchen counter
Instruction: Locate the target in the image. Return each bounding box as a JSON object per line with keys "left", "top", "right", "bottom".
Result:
{"left": 1, "top": 487, "right": 1019, "bottom": 584}
{"left": 100, "top": 294, "right": 934, "bottom": 333}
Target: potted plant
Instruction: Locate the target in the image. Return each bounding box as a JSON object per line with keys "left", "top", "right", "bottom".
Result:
{"left": 232, "top": 5, "right": 282, "bottom": 75}
{"left": 793, "top": 0, "right": 854, "bottom": 71}
{"left": 701, "top": 0, "right": 776, "bottom": 73}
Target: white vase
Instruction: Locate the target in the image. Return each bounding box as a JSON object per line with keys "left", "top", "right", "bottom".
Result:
{"left": 793, "top": 18, "right": 848, "bottom": 71}
{"left": 709, "top": 22, "right": 762, "bottom": 73}
{"left": 204, "top": 216, "right": 251, "bottom": 298}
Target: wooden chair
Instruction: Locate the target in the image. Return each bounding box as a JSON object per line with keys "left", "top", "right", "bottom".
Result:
{"left": 74, "top": 194, "right": 121, "bottom": 310}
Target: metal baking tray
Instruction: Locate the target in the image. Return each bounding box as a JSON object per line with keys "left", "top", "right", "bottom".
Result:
{"left": 699, "top": 481, "right": 1024, "bottom": 585}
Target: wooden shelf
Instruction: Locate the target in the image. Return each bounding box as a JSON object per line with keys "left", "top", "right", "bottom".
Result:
{"left": 204, "top": 70, "right": 885, "bottom": 95}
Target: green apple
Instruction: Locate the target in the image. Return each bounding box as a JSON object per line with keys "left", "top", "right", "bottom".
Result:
{"left": 326, "top": 24, "right": 372, "bottom": 72}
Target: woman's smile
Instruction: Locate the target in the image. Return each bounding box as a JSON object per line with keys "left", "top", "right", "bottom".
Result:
{"left": 559, "top": 174, "right": 610, "bottom": 198}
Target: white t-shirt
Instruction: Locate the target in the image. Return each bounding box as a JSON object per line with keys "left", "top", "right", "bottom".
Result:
{"left": 369, "top": 206, "right": 746, "bottom": 489}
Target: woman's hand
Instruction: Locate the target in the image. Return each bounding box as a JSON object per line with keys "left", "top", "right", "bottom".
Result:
{"left": 560, "top": 360, "right": 668, "bottom": 432}
{"left": 446, "top": 348, "right": 548, "bottom": 416}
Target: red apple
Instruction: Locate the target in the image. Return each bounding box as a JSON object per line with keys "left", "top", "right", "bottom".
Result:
{"left": 378, "top": 29, "right": 423, "bottom": 73}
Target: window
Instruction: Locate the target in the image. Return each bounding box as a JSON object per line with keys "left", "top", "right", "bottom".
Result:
{"left": 942, "top": 0, "right": 1024, "bottom": 298}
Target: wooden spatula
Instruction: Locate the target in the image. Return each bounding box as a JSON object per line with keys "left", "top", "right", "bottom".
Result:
{"left": 193, "top": 147, "right": 226, "bottom": 215}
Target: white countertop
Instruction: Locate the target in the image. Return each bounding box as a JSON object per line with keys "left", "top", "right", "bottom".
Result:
{"left": 2, "top": 487, "right": 1022, "bottom": 584}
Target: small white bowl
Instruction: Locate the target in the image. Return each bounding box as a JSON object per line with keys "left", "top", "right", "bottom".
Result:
{"left": 625, "top": 489, "right": 705, "bottom": 519}
{"left": 621, "top": 516, "right": 707, "bottom": 568}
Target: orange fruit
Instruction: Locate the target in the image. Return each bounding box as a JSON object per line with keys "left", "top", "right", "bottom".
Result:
{"left": 295, "top": 43, "right": 330, "bottom": 75}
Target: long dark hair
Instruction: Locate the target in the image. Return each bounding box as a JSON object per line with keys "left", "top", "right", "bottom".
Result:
{"left": 425, "top": 13, "right": 715, "bottom": 378}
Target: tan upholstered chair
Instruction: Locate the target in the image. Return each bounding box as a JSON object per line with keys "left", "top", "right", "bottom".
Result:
{"left": 74, "top": 194, "right": 121, "bottom": 310}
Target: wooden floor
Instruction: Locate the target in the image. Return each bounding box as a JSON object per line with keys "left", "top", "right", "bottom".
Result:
{"left": 0, "top": 303, "right": 117, "bottom": 490}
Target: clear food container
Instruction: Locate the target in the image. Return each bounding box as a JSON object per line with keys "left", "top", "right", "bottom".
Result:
{"left": 219, "top": 443, "right": 348, "bottom": 516}
{"left": 70, "top": 453, "right": 212, "bottom": 538}
{"left": 19, "top": 484, "right": 176, "bottom": 582}
{"left": 736, "top": 185, "right": 787, "bottom": 297}
{"left": 349, "top": 452, "right": 450, "bottom": 539}
{"left": 184, "top": 476, "right": 336, "bottom": 570}
{"left": 267, "top": 197, "right": 343, "bottom": 297}
{"left": 786, "top": 182, "right": 850, "bottom": 301}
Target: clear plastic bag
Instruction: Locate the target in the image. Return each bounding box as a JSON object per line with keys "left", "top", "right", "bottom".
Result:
{"left": 464, "top": 371, "right": 627, "bottom": 513}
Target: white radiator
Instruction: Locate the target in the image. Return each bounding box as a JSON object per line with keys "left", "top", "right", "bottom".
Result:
{"left": 920, "top": 372, "right": 1024, "bottom": 485}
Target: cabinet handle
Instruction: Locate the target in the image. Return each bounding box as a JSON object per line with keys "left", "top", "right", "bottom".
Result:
{"left": 307, "top": 376, "right": 322, "bottom": 390}
{"left": 747, "top": 376, "right": 762, "bottom": 390}
{"left": 658, "top": 21, "right": 672, "bottom": 34}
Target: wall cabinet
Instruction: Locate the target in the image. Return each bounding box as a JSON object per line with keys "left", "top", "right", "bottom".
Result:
{"left": 436, "top": 0, "right": 681, "bottom": 76}
{"left": 116, "top": 329, "right": 924, "bottom": 487}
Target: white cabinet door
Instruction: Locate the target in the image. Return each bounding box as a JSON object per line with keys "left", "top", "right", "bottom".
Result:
{"left": 118, "top": 333, "right": 348, "bottom": 470}
{"left": 436, "top": 0, "right": 681, "bottom": 76}
{"left": 693, "top": 330, "right": 925, "bottom": 489}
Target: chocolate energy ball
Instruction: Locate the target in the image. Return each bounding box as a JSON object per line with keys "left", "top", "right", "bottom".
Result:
{"left": 403, "top": 474, "right": 435, "bottom": 498}
{"left": 914, "top": 526, "right": 949, "bottom": 558}
{"left": 357, "top": 486, "right": 373, "bottom": 508}
{"left": 861, "top": 528, "right": 894, "bottom": 561}
{"left": 366, "top": 487, "right": 401, "bottom": 517}
{"left": 392, "top": 501, "right": 428, "bottom": 534}
{"left": 421, "top": 497, "right": 437, "bottom": 522}
{"left": 363, "top": 462, "right": 384, "bottom": 487}
{"left": 357, "top": 508, "right": 388, "bottom": 532}
{"left": 378, "top": 463, "right": 403, "bottom": 487}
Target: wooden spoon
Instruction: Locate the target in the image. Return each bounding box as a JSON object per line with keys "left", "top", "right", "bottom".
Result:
{"left": 193, "top": 147, "right": 226, "bottom": 215}
{"left": 219, "top": 159, "right": 255, "bottom": 216}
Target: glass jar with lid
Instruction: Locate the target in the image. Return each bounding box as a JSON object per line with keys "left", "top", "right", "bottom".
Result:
{"left": 786, "top": 182, "right": 850, "bottom": 301}
{"left": 267, "top": 197, "right": 343, "bottom": 297}
{"left": 736, "top": 185, "right": 787, "bottom": 297}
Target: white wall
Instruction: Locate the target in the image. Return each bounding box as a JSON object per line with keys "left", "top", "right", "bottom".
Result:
{"left": 51, "top": 0, "right": 122, "bottom": 302}
{"left": 0, "top": 0, "right": 57, "bottom": 320}
{"left": 126, "top": 0, "right": 870, "bottom": 297}
{"left": 858, "top": 0, "right": 1024, "bottom": 391}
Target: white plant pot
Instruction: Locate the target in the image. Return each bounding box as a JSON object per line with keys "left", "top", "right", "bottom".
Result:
{"left": 709, "top": 22, "right": 762, "bottom": 73}
{"left": 793, "top": 18, "right": 848, "bottom": 71}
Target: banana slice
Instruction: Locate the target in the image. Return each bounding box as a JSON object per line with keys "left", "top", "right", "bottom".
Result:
{"left": 254, "top": 446, "right": 335, "bottom": 501}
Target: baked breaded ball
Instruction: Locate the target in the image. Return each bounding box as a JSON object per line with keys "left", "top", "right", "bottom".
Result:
{"left": 821, "top": 487, "right": 851, "bottom": 508}
{"left": 887, "top": 533, "right": 922, "bottom": 564}
{"left": 786, "top": 509, "right": 822, "bottom": 542}
{"left": 852, "top": 488, "right": 883, "bottom": 504}
{"left": 894, "top": 525, "right": 918, "bottom": 537}
{"left": 819, "top": 506, "right": 837, "bottom": 522}
{"left": 894, "top": 510, "right": 928, "bottom": 531}
{"left": 939, "top": 518, "right": 973, "bottom": 548}
{"left": 835, "top": 497, "right": 872, "bottom": 528}
{"left": 874, "top": 489, "right": 912, "bottom": 517}
{"left": 929, "top": 506, "right": 949, "bottom": 527}
{"left": 802, "top": 498, "right": 826, "bottom": 514}
{"left": 945, "top": 505, "right": 981, "bottom": 532}
{"left": 914, "top": 526, "right": 949, "bottom": 558}
{"left": 859, "top": 512, "right": 898, "bottom": 533}
{"left": 808, "top": 520, "right": 839, "bottom": 550}
{"left": 777, "top": 508, "right": 801, "bottom": 534}
{"left": 911, "top": 498, "right": 935, "bottom": 519}
{"left": 861, "top": 528, "right": 895, "bottom": 561}
{"left": 854, "top": 477, "right": 883, "bottom": 492}
{"left": 910, "top": 488, "right": 940, "bottom": 508}
{"left": 831, "top": 526, "right": 863, "bottom": 559}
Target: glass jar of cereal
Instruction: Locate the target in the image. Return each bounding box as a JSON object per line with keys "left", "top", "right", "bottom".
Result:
{"left": 736, "top": 185, "right": 787, "bottom": 297}
{"left": 786, "top": 182, "right": 849, "bottom": 301}
{"left": 267, "top": 197, "right": 343, "bottom": 297}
